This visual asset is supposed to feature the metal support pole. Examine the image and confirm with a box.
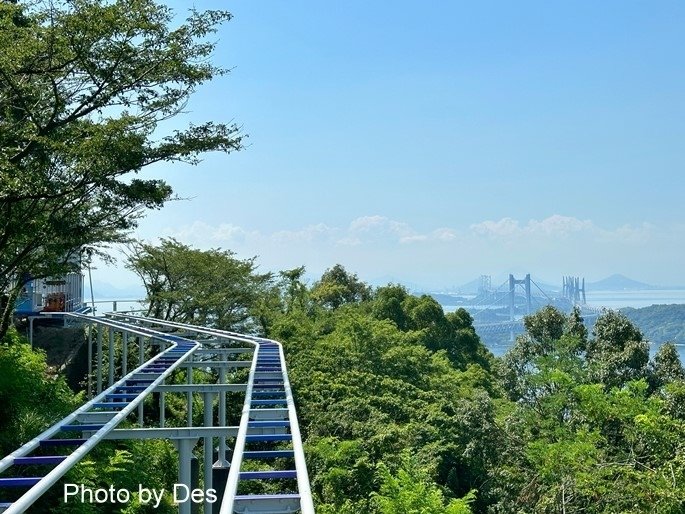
[203,392,213,514]
[191,457,200,514]
[217,367,228,467]
[29,317,34,347]
[212,468,229,514]
[87,323,93,399]
[96,327,103,394]
[176,438,196,514]
[160,379,166,428]
[108,326,114,387]
[122,332,128,375]
[187,362,193,427]
[138,336,144,426]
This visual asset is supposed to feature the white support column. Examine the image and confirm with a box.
[108,326,114,387]
[217,366,228,467]
[175,438,198,514]
[96,327,103,394]
[202,392,213,514]
[187,360,193,427]
[122,332,128,375]
[160,379,166,428]
[87,323,93,399]
[138,336,144,425]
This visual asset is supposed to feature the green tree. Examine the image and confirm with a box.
[373,452,476,514]
[564,305,588,348]
[311,264,371,309]
[0,327,82,455]
[125,239,270,331]
[587,310,648,388]
[523,305,566,351]
[372,284,409,330]
[0,0,242,338]
[649,342,685,391]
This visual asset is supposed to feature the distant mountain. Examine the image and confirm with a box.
[456,277,483,294]
[367,275,429,292]
[428,292,472,305]
[587,274,653,291]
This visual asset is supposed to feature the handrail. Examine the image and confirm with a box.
[112,314,314,514]
[1,317,198,513]
[0,313,314,513]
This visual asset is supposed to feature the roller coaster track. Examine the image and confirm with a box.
[0,313,313,514]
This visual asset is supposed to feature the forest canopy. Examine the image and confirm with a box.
[0,0,241,338]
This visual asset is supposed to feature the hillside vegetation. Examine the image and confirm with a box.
[2,242,685,512]
[622,304,685,344]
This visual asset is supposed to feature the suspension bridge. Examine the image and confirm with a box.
[0,312,313,514]
[466,274,602,337]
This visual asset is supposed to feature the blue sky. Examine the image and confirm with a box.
[101,0,685,291]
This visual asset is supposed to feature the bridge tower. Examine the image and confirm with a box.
[478,275,492,298]
[508,274,532,321]
[562,276,586,305]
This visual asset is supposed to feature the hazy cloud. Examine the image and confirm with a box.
[470,215,648,244]
[136,214,683,288]
[163,215,664,251]
[272,223,337,244]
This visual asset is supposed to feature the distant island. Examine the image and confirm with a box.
[586,273,654,291]
[622,304,685,345]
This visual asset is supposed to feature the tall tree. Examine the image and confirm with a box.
[125,239,271,332]
[311,264,371,309]
[649,342,685,391]
[587,310,648,388]
[0,0,242,337]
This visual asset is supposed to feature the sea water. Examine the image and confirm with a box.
[442,290,685,361]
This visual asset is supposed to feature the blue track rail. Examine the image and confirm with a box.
[106,314,314,514]
[0,314,313,513]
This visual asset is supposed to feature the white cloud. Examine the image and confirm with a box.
[163,221,257,246]
[527,215,594,236]
[594,222,655,245]
[164,215,663,253]
[142,214,682,287]
[432,228,458,242]
[272,223,336,244]
[211,223,251,243]
[470,217,521,237]
[339,215,419,245]
[470,214,645,243]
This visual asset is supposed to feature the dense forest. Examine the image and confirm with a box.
[2,240,685,512]
[622,304,685,345]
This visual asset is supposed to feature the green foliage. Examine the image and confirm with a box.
[493,306,685,513]
[126,238,271,332]
[44,440,178,514]
[622,304,685,345]
[311,264,372,309]
[372,284,410,330]
[0,327,81,455]
[649,342,685,391]
[587,310,649,388]
[0,0,242,337]
[373,452,476,514]
[287,303,498,511]
[523,305,566,344]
